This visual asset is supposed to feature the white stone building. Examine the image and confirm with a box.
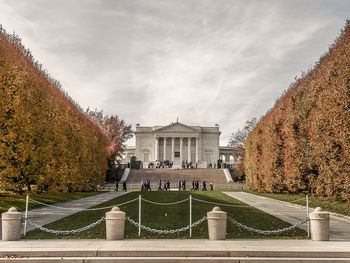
[123,122,238,168]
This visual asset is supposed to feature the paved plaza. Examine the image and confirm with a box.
[224,191,350,240]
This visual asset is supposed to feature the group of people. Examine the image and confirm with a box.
[191,180,214,191]
[207,162,217,168]
[115,181,127,191]
[158,179,171,191]
[178,180,186,191]
[149,160,174,168]
[181,160,198,169]
[140,179,152,191]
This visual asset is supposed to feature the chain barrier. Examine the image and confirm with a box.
[141,197,189,206]
[25,217,105,235]
[228,215,309,235]
[192,197,250,208]
[29,197,139,211]
[126,216,207,235]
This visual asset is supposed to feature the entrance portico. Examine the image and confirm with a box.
[134,122,220,168]
[155,136,199,164]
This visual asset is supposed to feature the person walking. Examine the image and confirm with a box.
[202,181,207,191]
[167,180,170,191]
[158,179,162,191]
[122,181,127,191]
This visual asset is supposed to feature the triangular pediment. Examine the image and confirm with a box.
[154,122,200,133]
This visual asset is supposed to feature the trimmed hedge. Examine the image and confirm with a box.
[0,28,108,193]
[245,21,350,201]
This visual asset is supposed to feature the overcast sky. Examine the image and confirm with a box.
[0,0,349,145]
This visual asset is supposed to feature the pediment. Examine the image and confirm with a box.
[154,122,200,133]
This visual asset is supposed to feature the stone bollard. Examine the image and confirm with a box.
[2,207,23,241]
[309,207,330,241]
[207,206,227,240]
[105,206,126,240]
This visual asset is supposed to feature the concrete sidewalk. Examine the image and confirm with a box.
[1,191,129,235]
[0,239,349,260]
[224,191,350,240]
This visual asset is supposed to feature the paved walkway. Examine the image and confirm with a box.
[224,191,350,240]
[1,191,129,236]
[0,239,349,259]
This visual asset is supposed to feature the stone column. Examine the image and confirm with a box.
[207,206,227,240]
[171,137,175,162]
[163,137,167,161]
[195,138,199,162]
[310,207,330,241]
[2,207,23,241]
[188,137,191,162]
[105,207,126,240]
[180,137,183,163]
[155,137,159,161]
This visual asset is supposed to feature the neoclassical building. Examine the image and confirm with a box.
[124,122,237,168]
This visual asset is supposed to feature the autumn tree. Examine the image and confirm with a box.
[244,20,350,200]
[86,109,133,181]
[0,26,108,193]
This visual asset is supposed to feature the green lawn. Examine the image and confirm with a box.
[245,190,350,217]
[0,191,104,214]
[24,190,307,239]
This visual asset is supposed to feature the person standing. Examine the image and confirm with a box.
[210,182,213,191]
[122,181,127,191]
[115,181,118,191]
[167,180,170,191]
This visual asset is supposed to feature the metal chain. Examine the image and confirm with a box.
[126,216,207,234]
[29,197,139,211]
[141,197,189,206]
[26,217,105,234]
[228,216,309,234]
[192,197,250,207]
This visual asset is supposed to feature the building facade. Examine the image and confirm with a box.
[123,122,238,168]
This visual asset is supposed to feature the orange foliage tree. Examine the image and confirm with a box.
[245,21,350,201]
[0,26,110,193]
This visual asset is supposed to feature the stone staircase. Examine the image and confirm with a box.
[127,168,231,185]
[1,240,349,262]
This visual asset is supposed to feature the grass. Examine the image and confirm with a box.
[245,190,350,217]
[24,190,307,240]
[0,191,104,214]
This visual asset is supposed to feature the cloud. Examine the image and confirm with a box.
[0,0,349,145]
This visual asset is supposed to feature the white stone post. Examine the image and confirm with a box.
[105,207,126,240]
[2,207,23,241]
[180,137,183,164]
[195,138,199,162]
[155,137,159,161]
[163,137,167,161]
[171,137,175,162]
[309,207,330,241]
[188,137,191,162]
[207,206,227,240]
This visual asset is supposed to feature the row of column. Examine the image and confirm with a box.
[155,137,199,162]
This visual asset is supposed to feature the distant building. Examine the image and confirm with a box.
[123,121,238,168]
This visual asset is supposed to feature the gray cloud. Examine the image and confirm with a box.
[0,0,349,145]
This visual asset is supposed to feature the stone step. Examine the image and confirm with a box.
[1,240,350,262]
[1,257,350,263]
